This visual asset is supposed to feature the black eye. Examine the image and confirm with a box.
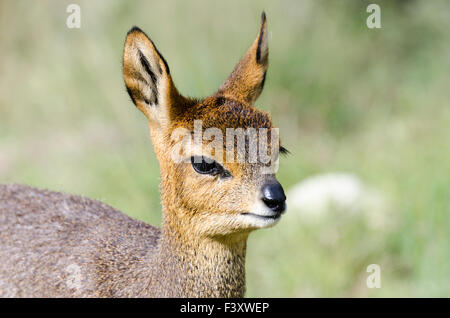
[191,156,226,176]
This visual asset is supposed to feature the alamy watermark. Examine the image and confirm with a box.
[366,4,381,29]
[170,120,281,174]
[366,264,381,288]
[66,263,83,291]
[66,4,81,29]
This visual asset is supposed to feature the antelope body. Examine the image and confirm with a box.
[0,13,286,297]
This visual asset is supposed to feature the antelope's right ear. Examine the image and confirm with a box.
[216,12,269,106]
[123,27,183,126]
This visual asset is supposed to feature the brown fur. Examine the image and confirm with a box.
[0,12,283,297]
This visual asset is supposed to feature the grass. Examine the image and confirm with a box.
[0,0,449,297]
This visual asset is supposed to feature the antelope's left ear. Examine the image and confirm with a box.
[123,26,185,127]
[217,12,269,105]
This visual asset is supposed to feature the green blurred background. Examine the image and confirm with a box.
[0,0,449,297]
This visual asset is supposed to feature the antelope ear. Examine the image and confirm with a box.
[123,27,184,127]
[216,12,269,105]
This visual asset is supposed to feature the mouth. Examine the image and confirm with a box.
[240,212,281,220]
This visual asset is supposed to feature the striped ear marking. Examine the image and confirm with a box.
[256,11,268,65]
[123,26,170,113]
[216,12,269,106]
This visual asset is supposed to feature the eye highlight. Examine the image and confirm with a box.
[191,156,230,177]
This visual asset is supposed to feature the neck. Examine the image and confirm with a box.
[148,213,248,297]
[145,164,249,297]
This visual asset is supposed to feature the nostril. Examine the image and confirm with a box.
[263,198,286,213]
[262,197,279,209]
[262,198,286,214]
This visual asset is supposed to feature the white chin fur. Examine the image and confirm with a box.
[238,200,282,229]
[237,213,281,229]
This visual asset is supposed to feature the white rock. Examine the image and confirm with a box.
[286,172,390,229]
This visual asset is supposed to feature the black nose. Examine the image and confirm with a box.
[261,181,286,214]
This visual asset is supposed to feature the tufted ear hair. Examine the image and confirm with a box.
[216,12,269,106]
[123,27,187,128]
